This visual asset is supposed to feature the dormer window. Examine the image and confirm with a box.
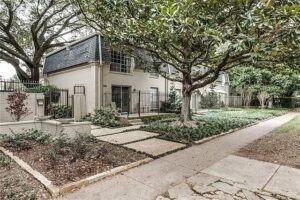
[110,50,131,73]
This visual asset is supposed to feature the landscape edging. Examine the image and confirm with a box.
[0,146,152,197]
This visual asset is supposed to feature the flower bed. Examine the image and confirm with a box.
[141,109,287,144]
[0,130,147,186]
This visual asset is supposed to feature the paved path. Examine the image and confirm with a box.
[59,112,298,200]
[160,155,300,200]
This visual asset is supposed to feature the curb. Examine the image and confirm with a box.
[0,146,152,197]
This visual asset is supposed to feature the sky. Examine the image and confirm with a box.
[0,62,16,79]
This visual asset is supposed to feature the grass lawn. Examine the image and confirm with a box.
[236,116,300,168]
[141,108,287,144]
[0,152,50,200]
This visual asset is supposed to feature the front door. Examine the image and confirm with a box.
[150,87,159,111]
[112,86,130,113]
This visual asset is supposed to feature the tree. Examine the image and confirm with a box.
[75,0,300,122]
[230,66,300,108]
[0,0,84,82]
[168,84,181,111]
[230,66,261,107]
[6,91,30,121]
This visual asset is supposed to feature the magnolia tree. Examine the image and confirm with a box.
[230,66,300,108]
[75,0,299,122]
[0,0,84,82]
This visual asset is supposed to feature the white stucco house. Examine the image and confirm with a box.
[43,34,229,114]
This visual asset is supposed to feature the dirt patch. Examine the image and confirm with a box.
[1,134,147,186]
[0,152,50,200]
[236,116,300,169]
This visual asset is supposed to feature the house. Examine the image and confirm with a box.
[43,34,229,114]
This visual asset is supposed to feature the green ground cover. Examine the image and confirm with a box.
[141,108,287,144]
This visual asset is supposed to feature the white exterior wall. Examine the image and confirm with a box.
[45,62,230,114]
[101,65,167,94]
[45,63,98,113]
[101,64,168,113]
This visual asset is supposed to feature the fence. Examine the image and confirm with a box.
[0,80,75,118]
[104,91,168,116]
[0,80,40,92]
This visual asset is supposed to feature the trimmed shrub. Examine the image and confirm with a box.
[91,106,119,127]
[49,105,72,119]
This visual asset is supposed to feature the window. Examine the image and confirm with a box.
[110,50,131,73]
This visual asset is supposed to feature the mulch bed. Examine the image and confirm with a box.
[1,139,147,186]
[236,131,300,169]
[0,152,50,200]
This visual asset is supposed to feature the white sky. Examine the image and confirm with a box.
[0,61,16,79]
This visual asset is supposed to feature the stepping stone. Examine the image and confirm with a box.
[98,130,158,144]
[92,125,142,137]
[124,138,185,156]
[264,166,300,200]
[202,155,279,189]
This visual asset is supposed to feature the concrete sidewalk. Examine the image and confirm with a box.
[59,113,298,200]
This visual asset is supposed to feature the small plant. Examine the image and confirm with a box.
[49,105,72,119]
[161,85,182,113]
[0,154,11,169]
[6,91,31,121]
[91,106,119,127]
[71,134,96,161]
[0,129,51,151]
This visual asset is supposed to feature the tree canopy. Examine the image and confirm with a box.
[0,0,84,81]
[230,66,300,107]
[76,0,299,122]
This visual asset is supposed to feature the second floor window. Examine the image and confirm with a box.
[110,50,131,73]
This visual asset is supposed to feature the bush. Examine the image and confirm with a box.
[161,85,181,113]
[200,91,219,108]
[47,134,97,166]
[91,106,119,127]
[49,105,72,119]
[0,129,51,150]
[26,85,61,103]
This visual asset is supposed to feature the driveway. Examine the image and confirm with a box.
[59,112,298,200]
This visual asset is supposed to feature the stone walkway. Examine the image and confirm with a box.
[160,155,300,199]
[91,125,142,136]
[94,127,186,157]
[59,112,298,200]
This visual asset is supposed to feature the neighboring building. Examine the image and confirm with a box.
[43,34,229,114]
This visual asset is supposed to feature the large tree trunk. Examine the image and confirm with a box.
[180,88,192,123]
[180,73,193,123]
